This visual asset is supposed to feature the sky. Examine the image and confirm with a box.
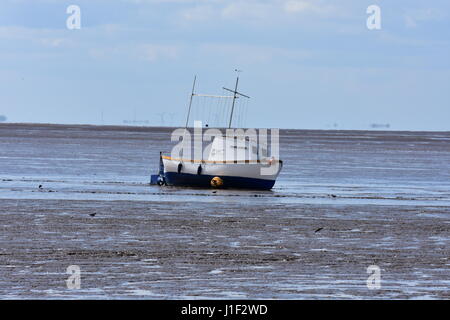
[0,0,449,130]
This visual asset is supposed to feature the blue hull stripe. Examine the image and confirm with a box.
[164,172,275,190]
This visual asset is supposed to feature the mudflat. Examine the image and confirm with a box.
[0,123,449,298]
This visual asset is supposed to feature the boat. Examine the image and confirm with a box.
[150,75,283,190]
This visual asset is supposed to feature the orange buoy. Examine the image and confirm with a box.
[210,176,223,188]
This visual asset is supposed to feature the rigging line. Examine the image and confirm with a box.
[238,98,242,128]
[212,98,216,126]
[247,98,250,127]
[235,97,241,128]
[194,94,199,127]
[243,99,246,128]
[220,89,225,128]
[214,94,221,127]
[208,96,213,126]
[201,95,205,124]
[194,94,234,98]
[204,96,208,126]
[204,96,208,125]
[239,98,243,128]
[200,96,204,125]
[184,94,190,127]
[236,98,241,128]
[242,97,247,128]
[223,88,228,128]
[246,98,249,127]
[227,89,233,127]
[205,96,209,126]
[203,96,208,126]
[200,95,204,125]
[220,94,225,127]
[198,94,203,124]
[223,94,227,127]
[224,95,229,128]
[242,99,246,128]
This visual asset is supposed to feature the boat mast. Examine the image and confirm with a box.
[228,76,239,129]
[184,75,197,128]
[223,71,250,128]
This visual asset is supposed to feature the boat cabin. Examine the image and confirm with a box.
[207,135,268,162]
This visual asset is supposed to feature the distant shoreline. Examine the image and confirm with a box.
[0,122,449,133]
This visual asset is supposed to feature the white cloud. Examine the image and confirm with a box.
[0,26,75,48]
[176,0,340,23]
[121,0,219,3]
[221,1,275,20]
[404,7,447,28]
[181,5,215,21]
[139,44,180,61]
[37,38,73,48]
[0,25,181,63]
[377,32,448,47]
[284,0,314,13]
[283,0,338,16]
[200,42,311,64]
[87,43,181,62]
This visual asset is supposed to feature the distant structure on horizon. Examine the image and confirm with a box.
[0,115,7,122]
[123,108,150,126]
[157,112,176,126]
[370,123,390,129]
[123,120,150,125]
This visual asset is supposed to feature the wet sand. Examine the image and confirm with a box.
[0,123,449,299]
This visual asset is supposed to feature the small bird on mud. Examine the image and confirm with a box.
[314,227,324,233]
[38,184,43,189]
[89,212,97,217]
